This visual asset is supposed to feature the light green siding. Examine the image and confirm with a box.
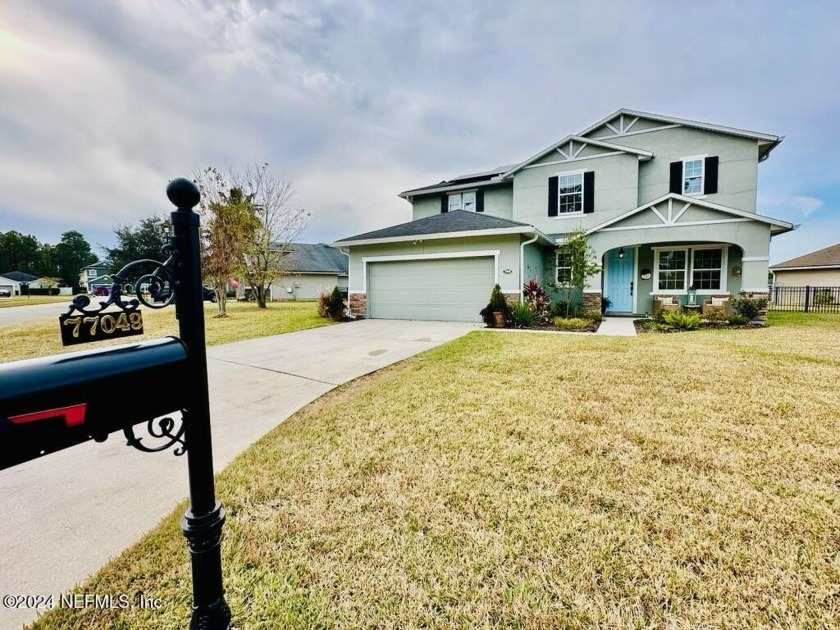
[523,242,545,285]
[511,152,640,234]
[346,234,524,294]
[411,185,513,220]
[608,126,760,212]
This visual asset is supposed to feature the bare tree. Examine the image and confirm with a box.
[234,164,311,309]
[195,164,311,311]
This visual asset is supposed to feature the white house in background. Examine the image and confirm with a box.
[333,108,796,322]
[0,271,40,296]
[238,243,348,300]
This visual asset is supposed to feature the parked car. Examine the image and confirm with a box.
[0,289,11,298]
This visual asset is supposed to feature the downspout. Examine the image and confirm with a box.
[338,247,355,318]
[520,232,539,303]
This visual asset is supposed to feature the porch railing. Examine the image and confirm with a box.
[767,285,840,313]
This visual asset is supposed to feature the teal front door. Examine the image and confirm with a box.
[606,248,634,313]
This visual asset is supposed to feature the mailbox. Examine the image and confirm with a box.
[0,337,189,470]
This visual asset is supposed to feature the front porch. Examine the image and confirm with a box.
[596,242,746,316]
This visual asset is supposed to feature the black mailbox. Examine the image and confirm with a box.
[0,337,189,470]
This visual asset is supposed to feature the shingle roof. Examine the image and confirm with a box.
[279,243,348,274]
[334,211,532,244]
[399,164,515,197]
[771,243,840,269]
[0,271,39,282]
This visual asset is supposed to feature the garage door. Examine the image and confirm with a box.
[368,257,495,322]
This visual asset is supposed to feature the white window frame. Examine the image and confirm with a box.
[554,170,584,216]
[555,250,573,284]
[681,155,706,197]
[652,245,728,295]
[87,269,97,277]
[448,190,477,212]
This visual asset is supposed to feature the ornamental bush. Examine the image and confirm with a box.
[731,293,768,320]
[318,286,345,320]
[479,284,510,326]
[662,310,701,330]
[509,302,537,328]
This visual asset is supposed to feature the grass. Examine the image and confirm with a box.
[0,295,69,308]
[0,300,334,362]
[26,312,840,629]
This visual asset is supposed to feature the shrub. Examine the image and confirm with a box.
[662,310,700,330]
[600,296,612,314]
[552,317,593,331]
[522,280,550,319]
[509,302,537,328]
[584,310,603,323]
[703,309,728,323]
[731,293,768,320]
[813,289,835,306]
[479,284,510,327]
[727,313,751,325]
[318,287,345,319]
[551,299,584,319]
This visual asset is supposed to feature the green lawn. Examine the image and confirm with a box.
[27,312,840,629]
[0,300,334,362]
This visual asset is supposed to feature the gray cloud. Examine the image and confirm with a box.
[1,0,838,262]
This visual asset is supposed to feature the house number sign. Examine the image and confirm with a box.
[59,310,144,346]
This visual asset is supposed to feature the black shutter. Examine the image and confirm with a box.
[704,156,719,194]
[548,176,558,217]
[583,171,595,214]
[440,194,448,213]
[475,190,484,212]
[669,161,682,194]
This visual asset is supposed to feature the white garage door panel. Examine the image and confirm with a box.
[368,257,495,322]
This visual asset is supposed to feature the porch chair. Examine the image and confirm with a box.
[651,295,681,318]
[702,294,732,318]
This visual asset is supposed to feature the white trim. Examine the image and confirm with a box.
[597,218,753,233]
[634,246,639,314]
[334,225,535,247]
[582,290,601,294]
[741,287,770,293]
[652,244,728,294]
[672,201,692,223]
[522,152,624,169]
[398,177,504,198]
[520,233,539,302]
[554,169,585,217]
[579,108,781,143]
[681,155,707,196]
[605,121,620,134]
[588,124,682,140]
[650,206,667,224]
[360,250,500,293]
[771,264,840,271]
[742,256,770,262]
[623,116,639,134]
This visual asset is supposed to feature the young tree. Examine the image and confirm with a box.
[195,168,259,317]
[547,228,600,318]
[197,164,311,309]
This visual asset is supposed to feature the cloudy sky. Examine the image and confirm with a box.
[1,0,838,263]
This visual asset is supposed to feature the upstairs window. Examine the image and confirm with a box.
[682,158,704,195]
[448,191,476,212]
[557,173,583,214]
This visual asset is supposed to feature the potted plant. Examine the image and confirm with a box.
[479,284,510,328]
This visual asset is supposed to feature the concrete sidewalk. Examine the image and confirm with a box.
[596,316,638,336]
[0,319,477,629]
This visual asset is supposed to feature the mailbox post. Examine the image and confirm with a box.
[168,179,231,629]
[0,178,231,629]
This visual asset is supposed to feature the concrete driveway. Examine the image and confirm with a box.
[0,319,477,629]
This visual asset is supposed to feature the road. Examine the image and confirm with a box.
[0,319,478,629]
[0,302,70,326]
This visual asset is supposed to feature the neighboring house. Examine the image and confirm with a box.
[770,243,840,286]
[333,108,796,322]
[272,243,348,299]
[79,262,112,292]
[0,271,40,295]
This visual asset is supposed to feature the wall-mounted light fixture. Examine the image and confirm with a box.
[502,269,513,274]
[617,247,625,259]
[732,266,742,277]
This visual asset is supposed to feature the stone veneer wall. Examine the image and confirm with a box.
[582,292,602,313]
[349,293,367,317]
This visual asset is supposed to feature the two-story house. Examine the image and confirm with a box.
[79,262,112,293]
[333,109,795,322]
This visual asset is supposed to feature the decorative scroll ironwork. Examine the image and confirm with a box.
[124,414,187,456]
[64,240,180,318]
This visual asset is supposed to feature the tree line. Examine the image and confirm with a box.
[2,164,307,306]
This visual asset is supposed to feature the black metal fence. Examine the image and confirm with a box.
[767,285,840,313]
